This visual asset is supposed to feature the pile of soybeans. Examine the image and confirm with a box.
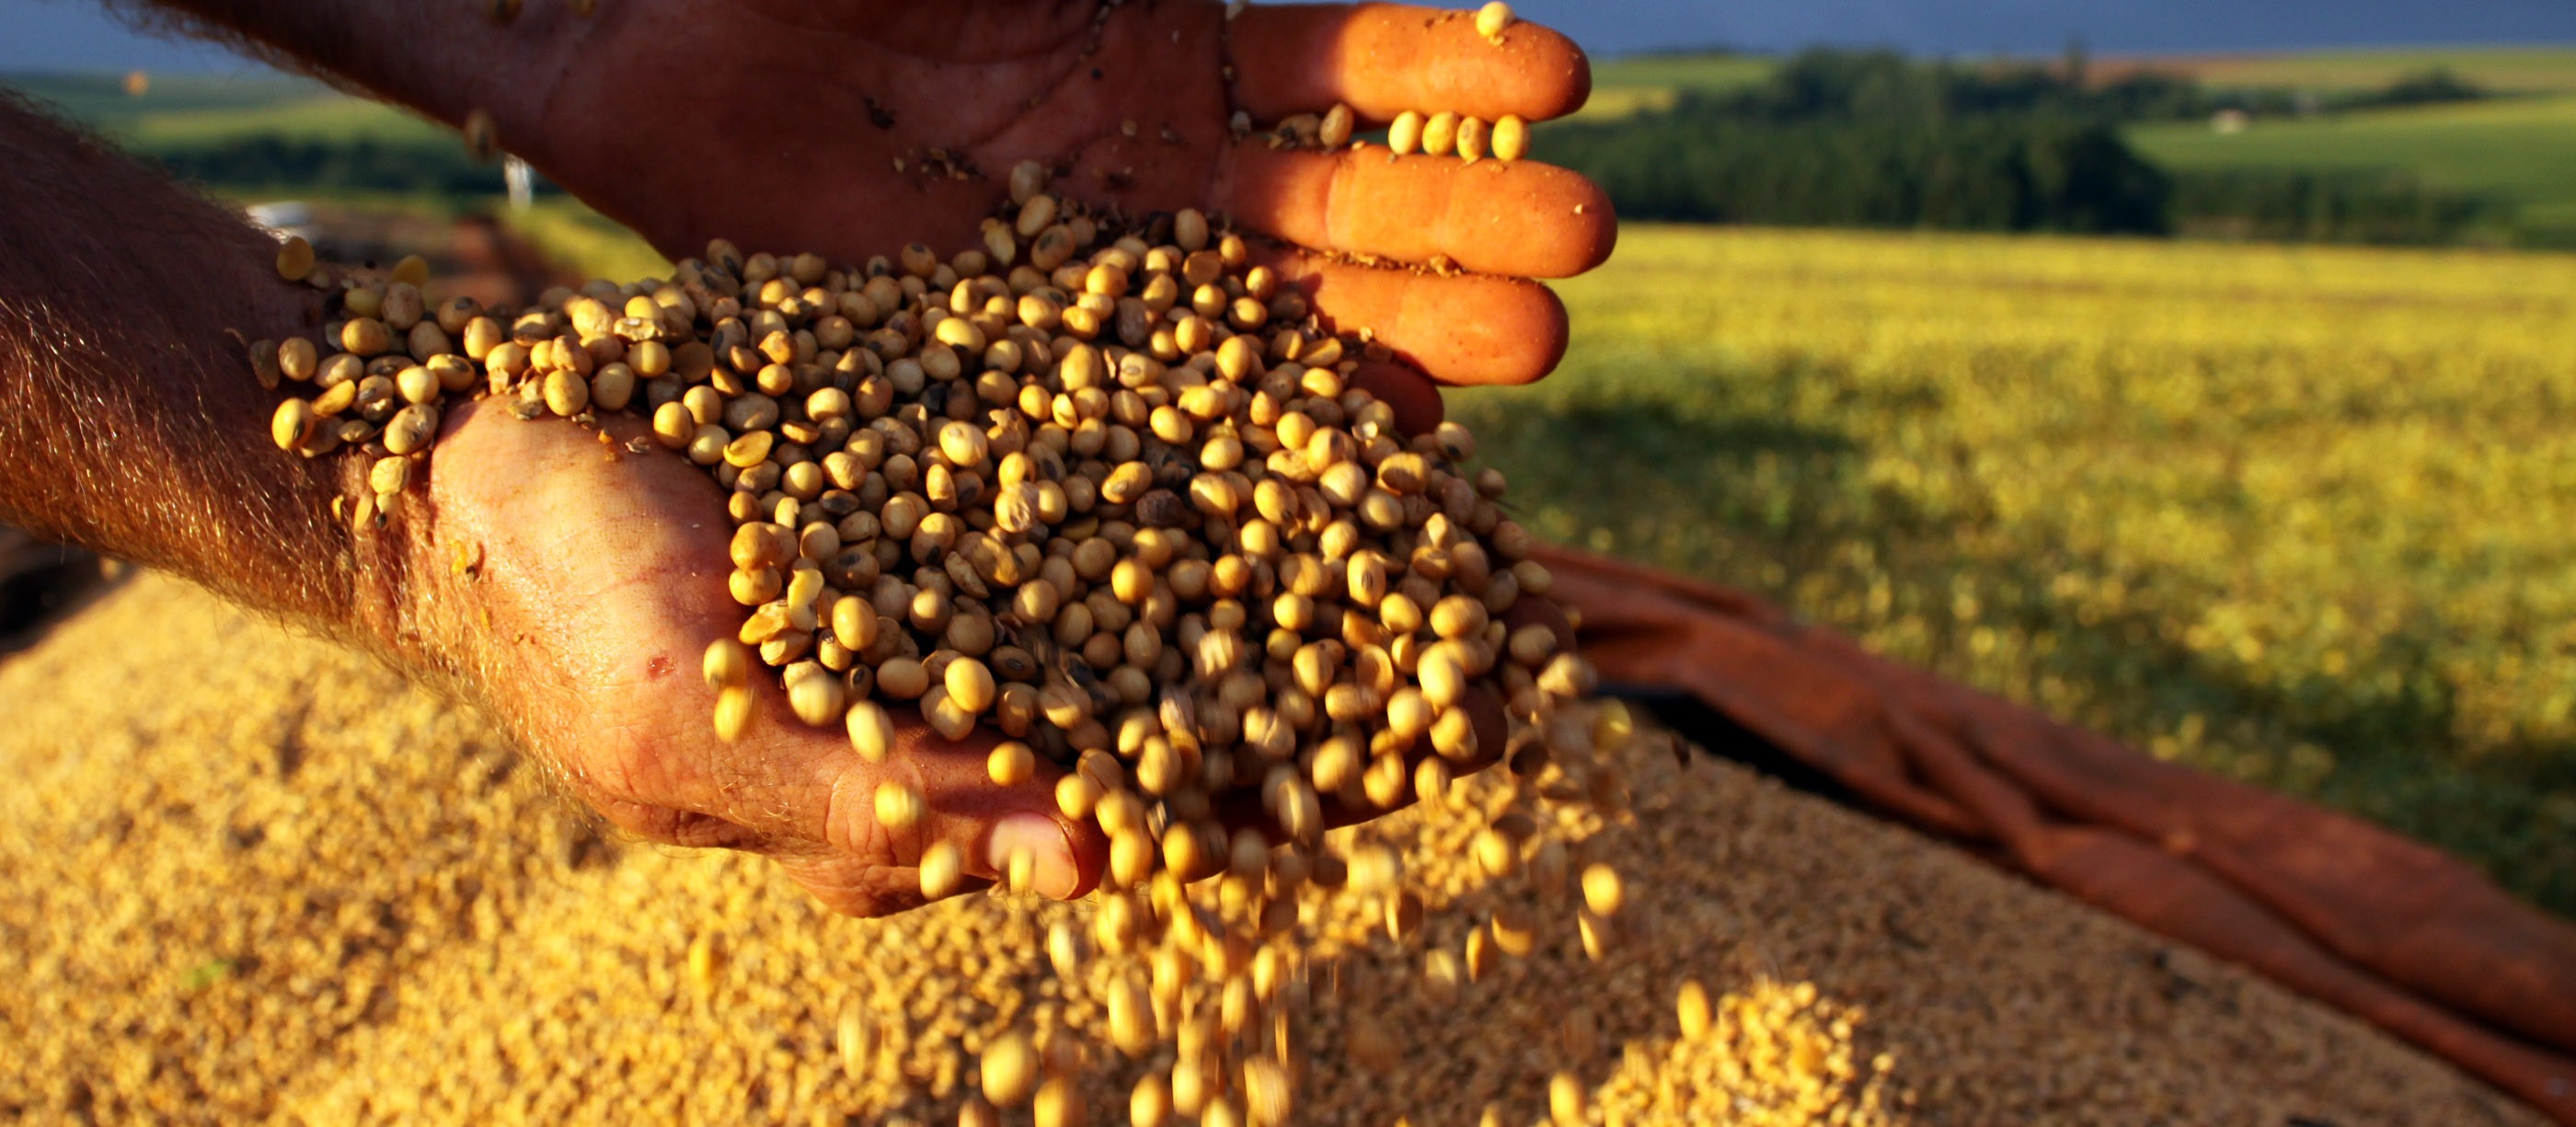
[0,575,2534,1125]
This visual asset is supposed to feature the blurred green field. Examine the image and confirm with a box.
[1455,225,2576,915]
[2120,45,2576,93]
[6,70,434,144]
[9,68,670,277]
[2130,93,2576,239]
[1579,52,1774,119]
[1578,43,2576,121]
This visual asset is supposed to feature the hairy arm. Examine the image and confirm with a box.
[0,95,403,644]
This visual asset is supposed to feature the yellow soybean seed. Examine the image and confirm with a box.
[1047,919,1084,978]
[945,656,997,713]
[1492,113,1529,161]
[275,236,315,282]
[988,741,1036,786]
[980,1030,1037,1106]
[591,363,636,412]
[1130,1071,1173,1127]
[845,700,895,763]
[1456,116,1489,161]
[1581,863,1626,916]
[711,685,754,742]
[1417,644,1467,707]
[341,317,393,357]
[684,932,720,988]
[277,337,318,382]
[703,638,752,689]
[1676,979,1713,1039]
[1388,110,1424,156]
[1476,1,1513,39]
[878,658,930,699]
[543,368,589,417]
[787,672,845,728]
[270,398,316,451]
[395,363,439,405]
[919,840,966,900]
[1547,1071,1583,1127]
[1319,103,1355,149]
[874,781,926,833]
[1056,772,1102,820]
[1033,1075,1086,1127]
[1490,901,1535,956]
[368,455,411,497]
[1423,111,1459,156]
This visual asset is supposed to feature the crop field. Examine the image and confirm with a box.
[1453,225,2576,915]
[2130,93,2576,239]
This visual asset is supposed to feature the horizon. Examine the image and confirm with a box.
[3,0,2574,75]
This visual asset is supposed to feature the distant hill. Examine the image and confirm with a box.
[2105,46,2576,92]
[1514,0,2576,59]
[5,0,2576,73]
[1583,45,2576,119]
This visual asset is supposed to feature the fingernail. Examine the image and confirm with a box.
[987,813,1079,900]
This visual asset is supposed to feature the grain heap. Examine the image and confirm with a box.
[0,576,2537,1126]
[247,163,1647,1123]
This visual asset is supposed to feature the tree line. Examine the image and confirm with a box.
[1543,50,2501,245]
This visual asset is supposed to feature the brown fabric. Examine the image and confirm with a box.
[1536,545,2576,1124]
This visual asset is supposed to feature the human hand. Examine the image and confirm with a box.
[387,397,1564,920]
[397,398,1106,917]
[507,0,1612,394]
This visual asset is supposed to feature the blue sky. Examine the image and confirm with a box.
[3,0,2573,73]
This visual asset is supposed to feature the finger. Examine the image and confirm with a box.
[1219,144,1616,279]
[1231,3,1593,122]
[816,721,1109,904]
[1259,246,1568,385]
[1350,360,1445,434]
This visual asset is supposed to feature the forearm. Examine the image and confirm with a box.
[0,95,402,644]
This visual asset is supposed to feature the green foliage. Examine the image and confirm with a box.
[1546,51,2174,236]
[144,134,547,198]
[2168,167,2501,244]
[1472,225,2576,916]
[2360,66,2488,109]
[1551,49,2525,244]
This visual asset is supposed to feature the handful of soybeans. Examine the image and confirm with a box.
[248,161,1643,1125]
